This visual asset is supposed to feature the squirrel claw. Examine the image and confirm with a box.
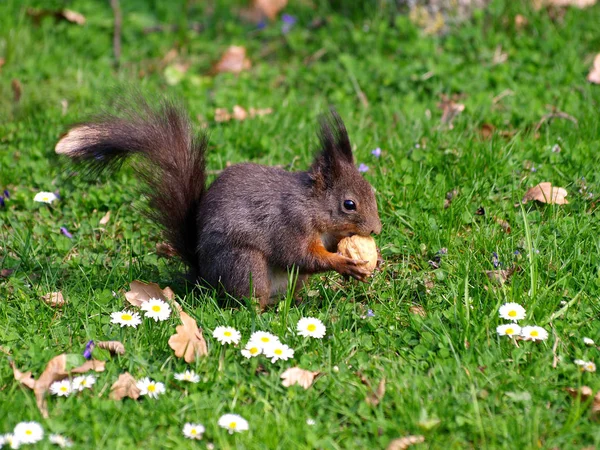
[337,257,370,282]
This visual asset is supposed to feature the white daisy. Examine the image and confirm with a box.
[13,422,43,444]
[182,423,205,440]
[263,341,294,363]
[306,418,316,426]
[2,433,19,449]
[217,414,249,434]
[575,360,596,372]
[249,331,280,348]
[521,325,548,341]
[496,324,522,337]
[174,370,200,383]
[136,377,166,399]
[110,310,142,328]
[584,337,595,346]
[241,340,262,358]
[72,375,96,391]
[49,434,73,448]
[498,303,526,322]
[213,326,241,345]
[140,298,171,322]
[33,191,58,204]
[49,379,72,397]
[297,317,326,338]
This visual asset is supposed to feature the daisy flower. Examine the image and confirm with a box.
[217,414,249,434]
[249,331,280,348]
[498,303,526,322]
[297,317,326,339]
[140,298,171,322]
[49,379,72,397]
[174,370,200,383]
[521,325,548,341]
[263,342,294,363]
[575,360,596,372]
[306,418,316,426]
[496,324,522,337]
[241,340,262,358]
[182,423,205,440]
[13,422,43,444]
[2,434,19,449]
[34,191,58,204]
[136,377,166,399]
[49,434,73,448]
[213,326,241,345]
[584,337,595,346]
[72,375,96,391]
[110,310,142,328]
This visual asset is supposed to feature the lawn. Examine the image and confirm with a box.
[2,0,600,448]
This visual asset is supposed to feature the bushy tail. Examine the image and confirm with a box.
[56,99,206,273]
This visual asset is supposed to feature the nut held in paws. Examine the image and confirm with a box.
[337,235,378,274]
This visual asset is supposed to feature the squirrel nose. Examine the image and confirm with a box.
[371,219,382,235]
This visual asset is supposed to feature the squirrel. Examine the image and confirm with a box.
[55,99,382,309]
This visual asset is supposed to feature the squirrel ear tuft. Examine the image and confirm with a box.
[318,108,354,165]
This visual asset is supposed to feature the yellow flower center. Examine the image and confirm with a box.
[505,328,514,335]
[530,330,539,337]
[274,349,282,355]
[307,324,317,332]
[229,422,237,429]
[190,428,197,435]
[148,384,156,392]
[152,305,161,312]
[60,386,68,391]
[261,337,269,342]
[26,430,32,435]
[508,310,517,317]
[224,331,231,337]
[42,196,49,202]
[250,347,259,354]
[122,314,132,321]
[81,380,87,386]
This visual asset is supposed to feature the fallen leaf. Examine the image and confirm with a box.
[99,211,111,225]
[514,14,528,29]
[215,108,231,122]
[212,46,251,75]
[485,267,515,286]
[437,95,465,129]
[42,291,65,307]
[1,268,14,278]
[168,311,208,363]
[480,123,495,140]
[542,0,597,7]
[387,435,425,450]
[358,372,386,406]
[156,242,178,257]
[62,9,86,25]
[280,367,320,389]
[249,107,273,117]
[232,105,248,121]
[110,372,140,400]
[11,79,22,102]
[97,340,125,355]
[10,361,36,389]
[409,305,427,317]
[254,0,287,20]
[124,280,174,307]
[587,54,600,84]
[522,182,569,205]
[494,216,511,233]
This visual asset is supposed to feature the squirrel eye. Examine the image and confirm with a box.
[343,200,356,211]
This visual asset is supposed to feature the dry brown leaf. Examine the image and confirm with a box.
[409,305,427,317]
[62,9,86,25]
[359,372,386,406]
[99,211,111,225]
[479,123,495,140]
[168,311,208,363]
[280,367,320,389]
[110,372,140,400]
[215,108,231,122]
[249,107,273,117]
[494,216,511,233]
[124,280,174,307]
[97,340,125,355]
[232,105,248,121]
[42,291,65,307]
[12,79,22,102]
[485,267,515,286]
[514,14,528,29]
[10,361,36,389]
[254,0,287,20]
[212,46,251,75]
[522,182,569,205]
[387,435,425,450]
[543,0,597,7]
[587,54,600,84]
[437,95,465,128]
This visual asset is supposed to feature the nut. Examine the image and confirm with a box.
[337,235,378,274]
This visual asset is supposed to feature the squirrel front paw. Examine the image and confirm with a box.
[335,256,371,282]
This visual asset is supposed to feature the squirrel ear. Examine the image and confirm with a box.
[318,108,354,165]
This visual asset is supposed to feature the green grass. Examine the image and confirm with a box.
[2,0,600,448]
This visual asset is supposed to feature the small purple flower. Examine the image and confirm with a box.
[3,190,9,199]
[514,250,520,255]
[358,163,369,173]
[257,20,267,30]
[371,148,382,158]
[366,309,375,318]
[0,197,4,208]
[492,252,500,268]
[281,14,296,34]
[83,340,95,359]
[60,227,73,239]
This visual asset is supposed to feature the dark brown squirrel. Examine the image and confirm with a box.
[55,99,382,308]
